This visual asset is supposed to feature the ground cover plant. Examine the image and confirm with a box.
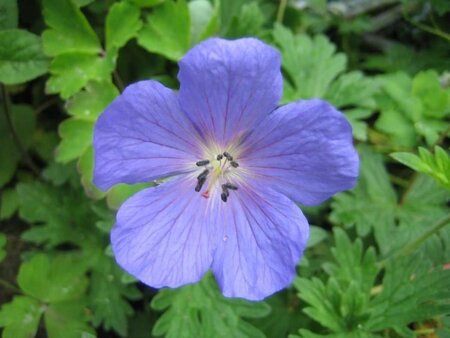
[0,0,449,337]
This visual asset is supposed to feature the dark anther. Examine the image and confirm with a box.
[196,160,210,166]
[223,183,238,190]
[221,192,228,202]
[223,151,233,161]
[195,177,206,192]
[216,154,223,160]
[230,161,239,168]
[197,169,209,180]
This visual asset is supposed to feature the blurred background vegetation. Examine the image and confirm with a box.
[0,0,449,337]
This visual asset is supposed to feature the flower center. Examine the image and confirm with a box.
[194,151,240,202]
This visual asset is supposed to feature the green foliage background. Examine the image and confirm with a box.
[0,0,449,337]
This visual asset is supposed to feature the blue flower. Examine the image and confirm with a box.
[93,38,359,301]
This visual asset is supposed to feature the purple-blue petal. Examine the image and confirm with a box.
[111,175,221,288]
[212,183,309,301]
[93,80,202,191]
[178,38,282,146]
[240,99,359,206]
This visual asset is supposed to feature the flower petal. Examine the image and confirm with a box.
[94,80,202,191]
[178,38,282,145]
[240,99,359,205]
[111,175,221,288]
[212,183,309,301]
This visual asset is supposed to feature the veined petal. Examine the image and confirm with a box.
[240,99,359,206]
[111,176,221,288]
[212,183,309,301]
[178,38,282,146]
[94,80,202,191]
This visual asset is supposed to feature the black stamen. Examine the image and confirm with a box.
[216,154,223,160]
[230,161,239,168]
[195,177,206,192]
[197,169,209,180]
[223,151,233,161]
[223,183,238,190]
[196,160,210,166]
[221,192,228,202]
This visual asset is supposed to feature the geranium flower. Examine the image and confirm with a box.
[93,38,358,300]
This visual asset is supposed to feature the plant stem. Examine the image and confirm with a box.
[276,0,288,23]
[1,84,41,177]
[399,213,450,257]
[0,278,21,294]
[113,70,125,93]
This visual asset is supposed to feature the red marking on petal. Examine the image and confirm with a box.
[201,191,210,198]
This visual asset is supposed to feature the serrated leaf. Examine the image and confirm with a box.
[273,24,346,101]
[0,0,18,29]
[0,188,18,219]
[0,29,49,84]
[44,300,95,338]
[66,81,118,120]
[330,146,397,242]
[46,52,115,99]
[56,118,94,163]
[325,71,377,109]
[106,2,142,51]
[225,2,266,38]
[0,296,43,338]
[137,0,190,61]
[375,71,449,147]
[412,70,450,119]
[367,253,450,331]
[0,104,35,187]
[151,274,270,338]
[391,147,450,189]
[42,0,100,56]
[17,253,89,302]
[17,181,100,248]
[89,255,141,336]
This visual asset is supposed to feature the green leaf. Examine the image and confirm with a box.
[412,70,450,119]
[0,232,6,262]
[225,2,266,38]
[106,183,151,210]
[0,296,43,338]
[391,147,450,189]
[89,255,141,336]
[151,274,270,338]
[46,52,115,99]
[0,187,18,219]
[189,0,216,44]
[0,29,49,84]
[330,146,397,242]
[106,2,142,52]
[0,0,18,30]
[17,181,100,248]
[56,118,94,163]
[66,81,118,120]
[17,253,89,302]
[295,229,377,335]
[44,300,95,338]
[325,71,377,110]
[219,0,246,34]
[78,146,105,199]
[375,71,449,147]
[273,24,346,101]
[0,104,35,187]
[367,253,450,331]
[42,0,100,56]
[137,0,190,61]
